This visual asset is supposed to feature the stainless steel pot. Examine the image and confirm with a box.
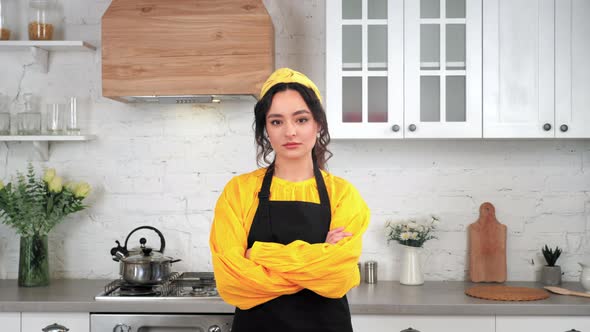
[110,226,181,285]
[120,241,181,285]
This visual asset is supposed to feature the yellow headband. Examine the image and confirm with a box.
[260,67,322,103]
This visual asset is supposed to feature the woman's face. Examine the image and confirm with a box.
[266,89,320,164]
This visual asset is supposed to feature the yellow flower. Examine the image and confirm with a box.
[0,180,4,190]
[43,168,56,183]
[74,182,91,198]
[48,176,63,193]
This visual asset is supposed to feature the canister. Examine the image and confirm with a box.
[364,260,377,284]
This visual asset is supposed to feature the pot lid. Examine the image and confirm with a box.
[124,247,174,264]
[123,237,173,264]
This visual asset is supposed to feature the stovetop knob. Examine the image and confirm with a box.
[114,323,131,332]
[208,325,222,332]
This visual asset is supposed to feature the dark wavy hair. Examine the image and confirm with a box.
[254,82,332,170]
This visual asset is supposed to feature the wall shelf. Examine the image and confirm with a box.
[0,41,96,72]
[0,135,97,160]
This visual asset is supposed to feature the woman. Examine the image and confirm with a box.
[209,68,370,331]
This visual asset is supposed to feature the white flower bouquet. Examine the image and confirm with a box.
[386,215,439,248]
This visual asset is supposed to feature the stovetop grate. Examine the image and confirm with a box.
[96,272,219,300]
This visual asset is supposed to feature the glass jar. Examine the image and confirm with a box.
[0,0,13,40]
[18,93,41,135]
[28,0,56,40]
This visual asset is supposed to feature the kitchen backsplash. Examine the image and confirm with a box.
[0,0,589,282]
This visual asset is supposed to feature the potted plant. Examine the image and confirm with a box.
[0,164,91,287]
[386,215,439,285]
[540,245,562,285]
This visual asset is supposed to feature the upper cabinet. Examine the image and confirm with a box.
[405,0,482,138]
[326,0,404,139]
[555,0,590,138]
[483,0,555,138]
[326,0,482,139]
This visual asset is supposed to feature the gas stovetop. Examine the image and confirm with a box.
[95,272,220,301]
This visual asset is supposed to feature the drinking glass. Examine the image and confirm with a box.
[66,96,80,135]
[47,103,65,134]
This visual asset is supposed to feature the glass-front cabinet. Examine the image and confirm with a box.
[327,0,404,138]
[326,0,482,138]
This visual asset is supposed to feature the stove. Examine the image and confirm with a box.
[95,272,220,301]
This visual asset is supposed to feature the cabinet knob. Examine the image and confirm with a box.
[543,123,552,131]
[391,124,400,132]
[42,323,69,332]
[565,330,581,332]
[560,124,569,132]
[408,124,417,132]
[400,328,421,332]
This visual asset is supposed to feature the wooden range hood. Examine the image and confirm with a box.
[102,0,274,103]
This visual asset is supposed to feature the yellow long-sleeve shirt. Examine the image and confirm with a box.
[209,168,370,310]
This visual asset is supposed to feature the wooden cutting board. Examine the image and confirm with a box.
[468,202,507,282]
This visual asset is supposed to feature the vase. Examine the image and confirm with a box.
[540,265,561,286]
[18,233,49,287]
[399,244,424,285]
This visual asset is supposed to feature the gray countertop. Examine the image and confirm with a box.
[1,279,589,315]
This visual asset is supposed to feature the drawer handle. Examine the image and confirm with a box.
[408,124,417,132]
[41,323,69,332]
[400,328,421,332]
[565,329,580,332]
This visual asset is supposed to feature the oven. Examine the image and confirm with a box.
[90,313,233,332]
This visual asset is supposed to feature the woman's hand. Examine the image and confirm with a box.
[325,227,353,245]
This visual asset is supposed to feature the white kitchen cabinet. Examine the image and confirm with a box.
[21,312,89,332]
[0,312,21,331]
[326,0,482,139]
[352,315,494,332]
[404,0,482,138]
[483,0,555,138]
[326,0,404,139]
[555,0,590,138]
[496,316,590,332]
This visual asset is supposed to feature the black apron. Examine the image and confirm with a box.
[232,162,353,332]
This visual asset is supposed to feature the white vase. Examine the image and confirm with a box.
[399,245,424,285]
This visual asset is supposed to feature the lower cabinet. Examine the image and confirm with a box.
[351,315,495,332]
[21,312,89,332]
[496,316,590,332]
[0,312,20,330]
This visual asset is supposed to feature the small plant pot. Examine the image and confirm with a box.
[541,265,562,286]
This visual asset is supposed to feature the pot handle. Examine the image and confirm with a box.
[170,259,182,264]
[123,226,167,253]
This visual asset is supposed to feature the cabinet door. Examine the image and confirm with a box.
[555,0,590,138]
[496,316,590,332]
[21,312,89,332]
[405,0,482,138]
[351,315,494,332]
[326,0,404,138]
[0,312,20,331]
[483,0,555,138]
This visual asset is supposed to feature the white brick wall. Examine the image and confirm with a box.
[0,0,589,283]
